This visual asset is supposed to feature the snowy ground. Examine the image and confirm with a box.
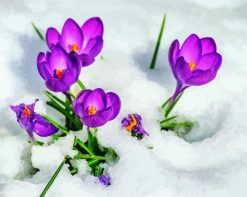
[1,0,247,196]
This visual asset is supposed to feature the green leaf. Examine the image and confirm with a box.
[165,91,183,118]
[160,115,177,125]
[74,137,95,156]
[40,159,65,197]
[105,148,118,162]
[149,14,166,69]
[44,91,67,107]
[31,22,44,41]
[161,97,171,109]
[77,79,86,90]
[160,121,193,130]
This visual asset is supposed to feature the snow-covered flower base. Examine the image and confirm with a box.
[1,0,247,196]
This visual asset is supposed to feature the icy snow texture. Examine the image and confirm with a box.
[1,0,247,196]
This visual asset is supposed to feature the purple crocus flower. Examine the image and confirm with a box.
[121,114,149,136]
[10,100,58,140]
[98,175,111,186]
[37,45,81,92]
[46,17,103,67]
[168,34,222,103]
[73,88,121,128]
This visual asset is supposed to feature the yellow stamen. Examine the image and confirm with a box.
[71,43,79,52]
[56,69,63,79]
[189,62,196,71]
[126,115,137,132]
[88,106,97,116]
[23,106,31,118]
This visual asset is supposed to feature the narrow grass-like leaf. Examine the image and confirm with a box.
[160,115,177,125]
[77,79,86,90]
[42,114,69,135]
[31,22,44,41]
[74,137,95,156]
[149,14,166,69]
[165,91,183,118]
[161,97,171,109]
[40,159,65,197]
[44,91,66,106]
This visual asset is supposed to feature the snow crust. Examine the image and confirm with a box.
[1,0,247,196]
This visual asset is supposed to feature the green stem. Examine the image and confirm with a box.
[42,114,69,135]
[77,79,86,90]
[74,138,95,156]
[149,14,166,69]
[40,159,65,197]
[44,91,66,106]
[74,154,106,160]
[67,90,76,99]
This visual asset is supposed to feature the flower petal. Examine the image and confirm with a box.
[186,69,215,86]
[83,88,107,113]
[37,52,52,80]
[61,68,80,88]
[81,17,103,47]
[197,53,222,71]
[33,114,58,137]
[49,45,72,71]
[168,39,180,67]
[106,92,121,121]
[175,57,192,84]
[201,37,216,55]
[82,36,103,58]
[46,27,60,50]
[45,78,69,92]
[179,34,201,64]
[74,90,92,117]
[60,18,83,53]
[81,108,111,128]
[80,54,95,67]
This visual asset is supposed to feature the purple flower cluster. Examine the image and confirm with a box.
[121,114,149,138]
[10,100,58,140]
[37,17,104,92]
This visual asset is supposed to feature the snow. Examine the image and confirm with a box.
[1,0,247,196]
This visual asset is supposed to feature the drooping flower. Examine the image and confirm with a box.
[121,114,149,138]
[46,17,103,67]
[73,88,121,128]
[10,100,58,140]
[168,34,222,103]
[98,175,111,186]
[37,45,81,92]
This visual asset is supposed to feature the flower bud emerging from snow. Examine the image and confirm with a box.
[98,175,111,186]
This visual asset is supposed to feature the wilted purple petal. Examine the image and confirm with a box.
[33,114,58,137]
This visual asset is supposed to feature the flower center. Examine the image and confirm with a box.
[88,106,97,116]
[71,43,79,52]
[126,115,137,132]
[56,68,63,79]
[188,62,196,71]
[23,106,31,118]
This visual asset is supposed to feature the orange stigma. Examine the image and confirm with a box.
[56,69,63,79]
[126,115,137,132]
[88,106,97,116]
[188,62,196,71]
[71,43,79,52]
[23,106,31,118]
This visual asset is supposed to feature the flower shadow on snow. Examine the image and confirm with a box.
[132,40,176,92]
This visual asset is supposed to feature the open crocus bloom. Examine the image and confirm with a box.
[46,17,103,67]
[121,114,149,136]
[37,45,81,92]
[73,88,121,128]
[10,100,58,140]
[168,34,222,103]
